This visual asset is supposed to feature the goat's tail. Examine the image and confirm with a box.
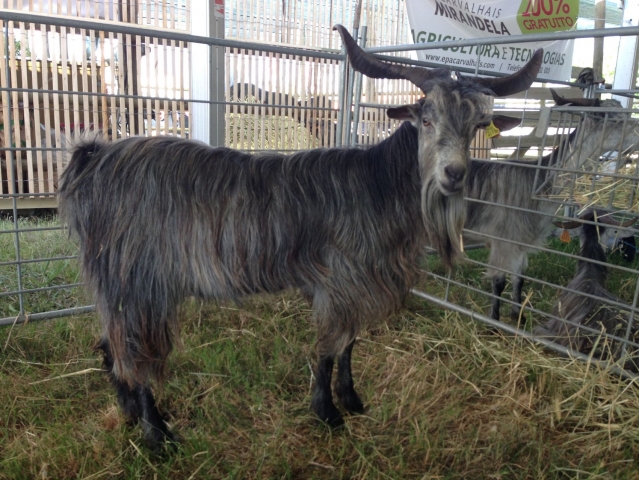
[58,132,108,233]
[61,132,107,181]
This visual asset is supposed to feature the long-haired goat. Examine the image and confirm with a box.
[57,25,542,449]
[464,90,639,321]
[534,210,639,372]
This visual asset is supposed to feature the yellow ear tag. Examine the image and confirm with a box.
[485,121,500,139]
[560,230,571,243]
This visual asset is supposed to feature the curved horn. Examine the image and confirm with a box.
[553,208,595,229]
[332,24,451,90]
[596,214,638,228]
[550,88,600,107]
[469,49,544,97]
[334,24,542,97]
[553,219,584,229]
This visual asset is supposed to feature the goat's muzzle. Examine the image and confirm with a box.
[440,164,467,195]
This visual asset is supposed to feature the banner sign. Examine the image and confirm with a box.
[406,0,579,81]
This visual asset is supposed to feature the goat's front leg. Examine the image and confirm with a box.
[510,275,526,323]
[489,274,506,320]
[335,340,364,414]
[311,354,344,428]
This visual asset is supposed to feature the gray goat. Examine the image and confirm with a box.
[534,210,639,372]
[465,91,639,321]
[57,25,541,449]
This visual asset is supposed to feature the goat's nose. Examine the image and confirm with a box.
[444,164,466,184]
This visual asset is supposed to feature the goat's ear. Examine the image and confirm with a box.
[487,115,522,132]
[387,104,421,123]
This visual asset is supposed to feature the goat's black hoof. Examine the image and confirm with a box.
[142,422,180,453]
[311,400,344,429]
[337,389,365,414]
[162,434,181,454]
[315,413,345,430]
[510,311,526,325]
[325,412,345,429]
[150,438,181,457]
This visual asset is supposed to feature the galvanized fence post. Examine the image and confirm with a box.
[343,27,358,147]
[4,21,25,323]
[350,26,367,147]
[335,44,347,147]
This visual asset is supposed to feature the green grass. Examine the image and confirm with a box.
[1,217,639,478]
[422,236,639,332]
[0,215,83,319]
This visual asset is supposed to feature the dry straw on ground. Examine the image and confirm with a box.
[1,292,639,479]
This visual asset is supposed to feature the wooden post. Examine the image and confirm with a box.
[119,0,140,136]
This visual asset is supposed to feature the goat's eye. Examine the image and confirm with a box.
[423,119,431,127]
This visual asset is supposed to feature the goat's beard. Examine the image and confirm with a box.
[421,177,466,269]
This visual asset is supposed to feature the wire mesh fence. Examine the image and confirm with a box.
[3,7,639,379]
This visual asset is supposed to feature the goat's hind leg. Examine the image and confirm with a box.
[311,353,344,428]
[136,383,178,449]
[97,338,141,424]
[335,339,364,414]
[97,338,177,450]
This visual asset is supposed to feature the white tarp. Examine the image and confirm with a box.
[405,0,580,81]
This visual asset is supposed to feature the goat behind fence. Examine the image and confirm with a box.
[535,210,639,372]
[465,90,639,321]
